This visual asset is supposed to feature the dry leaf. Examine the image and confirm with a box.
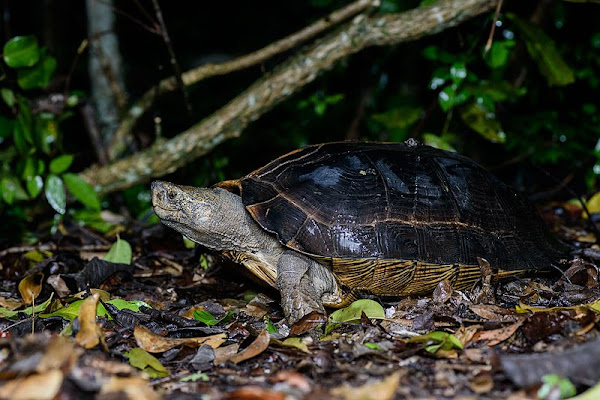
[37,335,80,372]
[230,329,270,364]
[75,292,105,349]
[271,370,312,393]
[470,371,494,394]
[330,371,403,400]
[433,279,453,304]
[453,325,479,347]
[134,325,226,353]
[0,297,23,311]
[473,320,523,346]
[99,377,161,400]
[0,370,63,400]
[46,275,71,298]
[225,386,285,400]
[214,343,240,365]
[470,304,518,321]
[18,272,44,304]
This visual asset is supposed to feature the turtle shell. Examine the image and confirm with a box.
[234,142,567,296]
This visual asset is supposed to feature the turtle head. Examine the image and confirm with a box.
[151,180,242,250]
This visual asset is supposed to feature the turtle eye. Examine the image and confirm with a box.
[167,191,177,200]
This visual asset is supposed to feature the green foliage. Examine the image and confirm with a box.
[1,35,101,240]
[104,237,133,265]
[298,90,344,116]
[537,375,577,400]
[326,299,385,334]
[125,348,169,378]
[406,331,463,354]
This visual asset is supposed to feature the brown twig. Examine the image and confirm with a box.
[83,0,499,194]
[106,0,380,161]
[151,0,191,118]
[484,0,503,53]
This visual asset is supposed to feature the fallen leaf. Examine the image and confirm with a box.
[230,329,270,364]
[330,371,403,400]
[587,192,600,214]
[125,348,168,378]
[104,236,132,265]
[75,292,105,349]
[134,324,226,353]
[406,331,463,354]
[326,299,385,333]
[225,386,285,400]
[99,377,161,400]
[433,279,453,303]
[473,320,524,346]
[214,343,240,365]
[37,335,79,372]
[517,300,600,314]
[278,337,310,353]
[0,370,63,400]
[18,272,44,304]
[46,275,71,298]
[0,297,23,310]
[453,325,479,347]
[470,371,494,394]
[470,304,518,321]
[271,370,312,393]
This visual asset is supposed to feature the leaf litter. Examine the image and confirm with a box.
[0,203,597,398]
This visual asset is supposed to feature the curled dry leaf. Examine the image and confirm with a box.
[99,377,161,400]
[214,343,240,365]
[75,292,105,349]
[330,370,403,400]
[473,320,524,346]
[0,369,63,400]
[18,272,44,304]
[230,329,270,364]
[0,296,23,311]
[134,324,226,353]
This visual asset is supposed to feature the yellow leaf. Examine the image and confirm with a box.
[75,293,105,349]
[587,192,600,214]
[18,272,44,304]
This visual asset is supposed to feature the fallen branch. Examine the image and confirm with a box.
[106,0,378,160]
[82,0,497,194]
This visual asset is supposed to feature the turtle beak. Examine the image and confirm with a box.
[151,180,178,215]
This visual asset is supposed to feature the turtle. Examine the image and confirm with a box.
[151,141,567,333]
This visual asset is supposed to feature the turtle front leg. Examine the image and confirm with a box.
[277,250,335,335]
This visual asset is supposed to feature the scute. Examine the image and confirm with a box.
[240,142,567,272]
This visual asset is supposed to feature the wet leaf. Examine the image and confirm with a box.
[0,370,63,400]
[44,174,66,214]
[74,292,104,349]
[459,102,506,143]
[538,374,576,400]
[3,35,40,68]
[63,173,101,210]
[125,348,168,378]
[230,329,270,364]
[326,299,385,333]
[104,237,132,265]
[330,371,402,400]
[507,13,574,86]
[18,272,44,304]
[134,325,226,353]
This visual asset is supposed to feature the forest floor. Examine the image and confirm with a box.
[0,201,599,400]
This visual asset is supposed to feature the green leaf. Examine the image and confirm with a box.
[326,299,385,334]
[180,373,209,382]
[371,107,423,129]
[1,176,28,204]
[507,13,574,86]
[281,337,309,353]
[193,310,220,326]
[34,113,58,154]
[26,175,43,199]
[97,299,151,318]
[264,316,279,334]
[40,299,83,321]
[125,348,168,378]
[422,133,456,152]
[13,118,31,155]
[407,331,463,354]
[49,154,73,174]
[484,40,515,69]
[1,88,16,107]
[17,51,58,90]
[450,61,468,83]
[3,35,40,68]
[44,174,66,214]
[364,342,382,350]
[459,102,506,143]
[0,116,14,140]
[70,209,114,233]
[538,375,576,400]
[20,294,53,316]
[63,173,101,210]
[104,237,132,264]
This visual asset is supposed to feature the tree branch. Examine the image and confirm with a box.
[106,0,379,160]
[82,0,497,194]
